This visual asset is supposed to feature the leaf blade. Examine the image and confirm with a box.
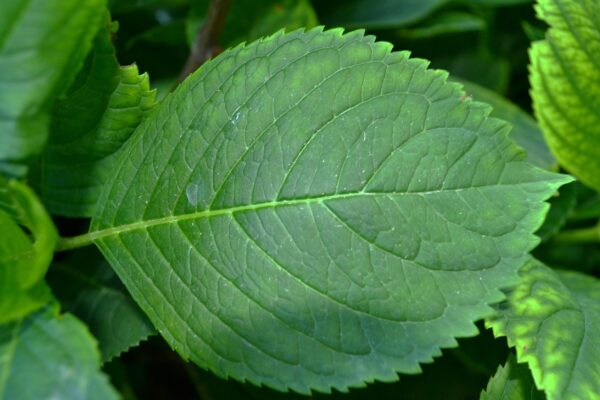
[92,28,570,393]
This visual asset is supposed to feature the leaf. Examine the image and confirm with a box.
[397,12,486,40]
[90,28,570,393]
[487,259,600,400]
[0,178,56,324]
[314,0,450,29]
[480,355,543,400]
[535,181,577,241]
[530,0,600,191]
[0,305,119,400]
[456,79,556,170]
[47,248,156,362]
[29,18,157,217]
[0,0,107,175]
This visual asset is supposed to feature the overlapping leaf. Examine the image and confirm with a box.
[487,259,600,399]
[0,177,56,324]
[480,355,543,400]
[530,0,600,190]
[0,305,118,400]
[0,0,107,175]
[48,248,156,361]
[90,28,569,393]
[30,19,157,217]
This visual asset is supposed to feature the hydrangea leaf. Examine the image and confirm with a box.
[456,79,556,171]
[48,248,156,362]
[90,28,570,393]
[30,18,157,217]
[0,305,118,400]
[530,0,600,191]
[0,0,107,175]
[480,355,544,400]
[0,177,56,324]
[487,259,600,400]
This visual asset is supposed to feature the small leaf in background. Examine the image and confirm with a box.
[0,305,119,400]
[397,11,486,40]
[29,18,157,217]
[530,0,600,191]
[456,78,556,170]
[47,248,156,362]
[90,28,569,393]
[0,0,107,176]
[487,258,600,400]
[0,177,56,324]
[314,0,450,29]
[480,354,543,400]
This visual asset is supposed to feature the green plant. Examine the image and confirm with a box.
[1,0,599,399]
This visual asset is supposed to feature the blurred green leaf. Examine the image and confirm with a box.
[398,11,485,40]
[30,18,157,217]
[0,178,56,324]
[48,248,156,362]
[314,0,450,29]
[0,305,119,400]
[0,0,107,175]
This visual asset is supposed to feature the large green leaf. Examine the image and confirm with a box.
[0,305,118,400]
[30,18,157,217]
[89,28,569,393]
[48,248,156,362]
[0,0,107,175]
[530,0,600,191]
[456,79,556,170]
[487,259,600,400]
[0,178,56,324]
[480,355,543,400]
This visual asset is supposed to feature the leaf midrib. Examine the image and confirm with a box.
[91,177,550,243]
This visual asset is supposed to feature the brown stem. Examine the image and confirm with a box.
[177,0,231,84]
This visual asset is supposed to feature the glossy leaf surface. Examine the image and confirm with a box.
[91,29,569,393]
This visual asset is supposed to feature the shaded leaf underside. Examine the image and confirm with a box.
[90,28,568,393]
